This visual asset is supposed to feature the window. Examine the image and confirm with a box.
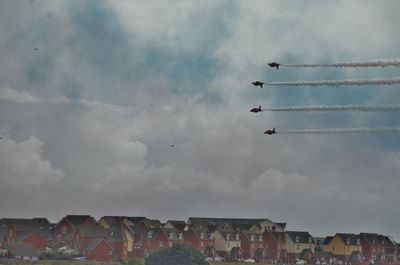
[109,250,112,256]
[62,225,67,235]
[296,244,300,250]
[295,236,300,243]
[332,246,335,251]
[159,241,164,247]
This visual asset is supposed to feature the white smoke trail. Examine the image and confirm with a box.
[277,127,400,134]
[267,78,400,87]
[263,105,400,112]
[284,59,400,68]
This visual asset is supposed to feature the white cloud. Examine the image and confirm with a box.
[0,136,65,187]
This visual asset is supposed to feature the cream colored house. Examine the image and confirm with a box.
[285,231,315,258]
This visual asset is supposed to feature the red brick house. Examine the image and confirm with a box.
[361,233,397,263]
[140,227,182,257]
[184,228,215,256]
[263,230,286,261]
[0,218,52,251]
[82,238,114,262]
[240,230,265,261]
[54,215,96,240]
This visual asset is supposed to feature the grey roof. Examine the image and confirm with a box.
[188,228,214,241]
[286,231,314,244]
[4,243,39,257]
[0,218,41,232]
[323,236,334,245]
[83,238,112,252]
[189,217,273,226]
[336,233,361,245]
[140,219,162,229]
[77,225,113,239]
[65,215,95,228]
[268,231,286,242]
[125,216,146,225]
[165,220,186,231]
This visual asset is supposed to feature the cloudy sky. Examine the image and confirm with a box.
[1,0,400,239]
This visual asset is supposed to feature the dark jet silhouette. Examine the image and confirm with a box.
[250,106,262,113]
[252,81,264,88]
[34,48,39,51]
[268,62,280,70]
[264,128,276,135]
[171,144,174,147]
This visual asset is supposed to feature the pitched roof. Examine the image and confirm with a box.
[164,220,186,231]
[336,233,361,246]
[65,215,95,228]
[323,236,334,245]
[83,238,113,252]
[286,231,314,244]
[188,228,214,241]
[125,216,147,226]
[4,243,38,257]
[0,218,43,232]
[268,231,286,242]
[77,225,113,239]
[140,219,162,229]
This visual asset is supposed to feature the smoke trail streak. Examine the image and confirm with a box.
[263,105,400,112]
[267,78,400,87]
[284,59,400,68]
[277,127,400,134]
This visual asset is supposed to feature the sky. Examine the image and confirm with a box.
[1,0,400,239]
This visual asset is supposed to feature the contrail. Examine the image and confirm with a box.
[284,59,400,68]
[267,77,400,87]
[277,127,400,134]
[263,105,400,112]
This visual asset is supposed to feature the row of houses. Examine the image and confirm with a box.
[0,215,398,263]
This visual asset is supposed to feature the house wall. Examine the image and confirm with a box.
[143,231,168,256]
[21,233,46,251]
[85,240,114,262]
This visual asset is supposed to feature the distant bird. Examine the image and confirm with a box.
[34,48,39,51]
[171,144,174,147]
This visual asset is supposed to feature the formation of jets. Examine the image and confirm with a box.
[251,62,281,135]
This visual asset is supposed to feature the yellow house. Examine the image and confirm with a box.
[285,231,315,258]
[323,233,362,259]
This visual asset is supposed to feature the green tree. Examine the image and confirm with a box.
[145,244,208,265]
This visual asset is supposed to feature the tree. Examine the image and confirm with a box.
[145,244,208,265]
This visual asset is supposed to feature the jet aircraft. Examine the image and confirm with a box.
[250,106,262,113]
[268,62,280,69]
[264,128,276,135]
[252,81,264,88]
